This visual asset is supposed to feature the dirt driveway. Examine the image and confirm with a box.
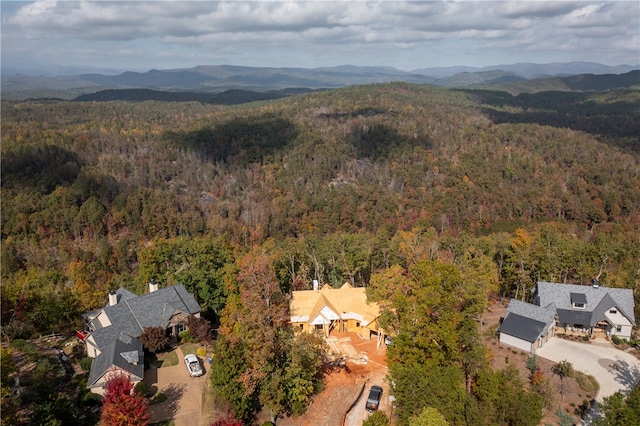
[273,332,389,426]
[144,346,208,426]
[344,366,389,426]
[536,338,640,401]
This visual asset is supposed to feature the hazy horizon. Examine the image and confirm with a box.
[3,1,639,76]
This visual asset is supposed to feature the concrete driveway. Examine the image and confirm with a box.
[536,339,640,401]
[144,346,208,426]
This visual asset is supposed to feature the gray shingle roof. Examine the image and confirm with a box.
[556,309,592,326]
[116,287,138,303]
[506,299,556,326]
[125,284,200,329]
[499,313,548,343]
[87,335,144,388]
[536,281,635,326]
[90,302,144,350]
[499,299,556,343]
[86,284,201,389]
[89,284,201,349]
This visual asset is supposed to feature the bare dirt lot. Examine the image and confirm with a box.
[269,332,389,426]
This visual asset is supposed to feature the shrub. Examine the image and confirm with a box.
[197,347,207,357]
[578,399,591,418]
[210,416,242,426]
[151,392,167,405]
[582,335,590,342]
[80,357,93,371]
[81,391,102,406]
[526,354,538,373]
[611,335,622,345]
[3,322,34,340]
[10,339,38,361]
[179,330,195,343]
[135,381,150,397]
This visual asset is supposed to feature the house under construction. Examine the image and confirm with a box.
[289,282,386,347]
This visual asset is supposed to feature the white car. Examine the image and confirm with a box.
[184,354,204,377]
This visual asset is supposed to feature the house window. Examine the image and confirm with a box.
[616,325,622,332]
[609,309,617,314]
[315,324,323,330]
[175,321,186,334]
[570,292,587,309]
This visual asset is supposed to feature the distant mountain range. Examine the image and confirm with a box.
[2,62,638,101]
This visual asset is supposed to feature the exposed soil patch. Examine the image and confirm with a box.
[265,332,389,426]
[248,299,639,426]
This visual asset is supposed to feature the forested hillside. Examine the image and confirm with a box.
[2,82,639,424]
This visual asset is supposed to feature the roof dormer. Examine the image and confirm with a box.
[570,292,587,309]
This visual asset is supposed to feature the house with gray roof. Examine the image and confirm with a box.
[498,281,635,353]
[534,280,635,340]
[498,299,556,353]
[82,281,201,394]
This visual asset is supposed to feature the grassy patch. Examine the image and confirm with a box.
[179,342,201,356]
[571,370,599,393]
[156,350,178,368]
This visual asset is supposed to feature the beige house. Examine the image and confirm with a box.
[290,282,385,345]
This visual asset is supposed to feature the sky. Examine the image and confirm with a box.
[2,0,639,75]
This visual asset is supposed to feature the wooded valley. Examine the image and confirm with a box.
[2,81,639,425]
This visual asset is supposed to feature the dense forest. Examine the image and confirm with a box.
[2,82,639,424]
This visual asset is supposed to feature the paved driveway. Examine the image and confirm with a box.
[144,347,208,426]
[536,339,640,401]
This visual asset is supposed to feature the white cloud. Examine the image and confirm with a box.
[3,0,639,71]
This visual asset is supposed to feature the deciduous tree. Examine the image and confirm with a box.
[101,373,149,426]
[139,326,169,354]
[409,406,450,426]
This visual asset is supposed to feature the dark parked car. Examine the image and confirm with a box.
[365,385,383,412]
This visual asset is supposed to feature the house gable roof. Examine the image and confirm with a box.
[124,284,200,329]
[536,281,635,326]
[290,284,380,327]
[307,294,340,325]
[506,299,556,327]
[499,313,548,343]
[88,284,201,349]
[499,299,556,343]
[87,335,144,388]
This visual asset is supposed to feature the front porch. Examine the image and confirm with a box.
[556,321,610,343]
